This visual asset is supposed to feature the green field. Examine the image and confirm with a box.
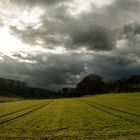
[0,93,140,139]
[0,91,22,103]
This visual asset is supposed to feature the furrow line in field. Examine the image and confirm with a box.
[0,101,54,126]
[80,99,140,126]
[86,100,140,118]
[0,103,42,118]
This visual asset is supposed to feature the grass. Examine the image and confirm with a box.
[0,91,22,103]
[0,93,140,139]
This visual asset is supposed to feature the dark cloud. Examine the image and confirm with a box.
[1,49,140,90]
[69,25,114,50]
[85,53,140,81]
[12,0,70,6]
[10,23,114,51]
[88,0,140,27]
[10,0,140,51]
[10,25,41,46]
[1,0,140,90]
[0,53,86,89]
[122,23,140,38]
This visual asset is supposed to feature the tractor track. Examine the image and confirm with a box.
[87,100,140,118]
[0,103,42,118]
[80,99,140,126]
[0,101,54,126]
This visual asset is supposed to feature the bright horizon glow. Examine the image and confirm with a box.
[0,28,28,54]
[0,28,67,61]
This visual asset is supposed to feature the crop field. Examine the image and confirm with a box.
[0,93,140,139]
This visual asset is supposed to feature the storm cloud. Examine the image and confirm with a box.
[13,0,70,6]
[0,0,140,90]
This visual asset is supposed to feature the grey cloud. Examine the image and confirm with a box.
[89,0,140,27]
[122,23,140,38]
[1,0,140,90]
[69,25,114,51]
[0,16,4,27]
[10,0,140,51]
[10,13,114,51]
[12,0,70,7]
[85,53,140,81]
[0,53,86,89]
[1,45,140,90]
[10,26,41,46]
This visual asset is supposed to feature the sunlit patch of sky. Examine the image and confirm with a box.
[69,0,113,16]
[0,26,68,63]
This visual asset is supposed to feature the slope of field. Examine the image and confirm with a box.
[0,91,22,103]
[0,93,140,139]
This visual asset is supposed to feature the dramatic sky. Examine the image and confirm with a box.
[0,0,140,90]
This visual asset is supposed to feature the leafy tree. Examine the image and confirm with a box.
[76,74,105,95]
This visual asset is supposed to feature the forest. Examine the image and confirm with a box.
[0,74,140,98]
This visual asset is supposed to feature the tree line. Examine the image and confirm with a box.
[61,74,140,97]
[0,77,58,98]
[0,74,140,98]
